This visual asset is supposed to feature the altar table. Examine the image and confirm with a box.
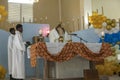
[28,42,112,79]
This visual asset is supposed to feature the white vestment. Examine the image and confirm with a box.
[12,31,25,79]
[49,28,70,43]
[8,34,14,75]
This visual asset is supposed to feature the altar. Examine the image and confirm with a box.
[28,42,112,79]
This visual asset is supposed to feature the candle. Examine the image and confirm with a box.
[96,9,98,13]
[87,13,89,28]
[101,31,105,42]
[119,18,120,31]
[101,31,105,37]
[102,6,104,15]
[39,29,42,34]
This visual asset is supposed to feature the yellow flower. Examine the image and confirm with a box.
[0,65,6,79]
[95,60,120,76]
[0,5,7,22]
[88,11,106,29]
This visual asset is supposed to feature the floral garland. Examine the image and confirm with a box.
[0,5,7,22]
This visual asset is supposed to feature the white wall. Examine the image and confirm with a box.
[92,0,120,20]
[83,0,92,29]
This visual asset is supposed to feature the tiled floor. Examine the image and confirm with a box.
[5,76,120,80]
[5,78,83,80]
[25,78,83,80]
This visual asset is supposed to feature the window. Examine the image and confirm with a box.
[8,0,33,23]
[8,3,20,22]
[8,0,35,4]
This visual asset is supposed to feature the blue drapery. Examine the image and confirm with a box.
[100,31,120,45]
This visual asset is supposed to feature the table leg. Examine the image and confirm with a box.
[36,58,40,78]
[43,59,48,80]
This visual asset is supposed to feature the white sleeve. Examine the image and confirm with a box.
[49,29,59,43]
[8,36,13,50]
[14,34,25,51]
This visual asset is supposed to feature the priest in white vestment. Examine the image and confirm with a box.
[49,24,70,43]
[12,24,25,80]
[8,28,15,80]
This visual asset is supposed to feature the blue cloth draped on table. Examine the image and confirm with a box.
[99,31,120,45]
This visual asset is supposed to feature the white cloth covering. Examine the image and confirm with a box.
[27,42,102,78]
[27,43,102,58]
[12,31,25,79]
[8,34,14,75]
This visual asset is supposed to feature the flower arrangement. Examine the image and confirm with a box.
[95,44,120,76]
[88,11,117,31]
[96,60,120,76]
[0,65,6,79]
[88,11,107,29]
[0,5,7,22]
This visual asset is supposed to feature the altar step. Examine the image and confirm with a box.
[27,78,84,80]
[47,78,84,80]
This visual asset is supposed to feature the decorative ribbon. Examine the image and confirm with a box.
[30,42,113,67]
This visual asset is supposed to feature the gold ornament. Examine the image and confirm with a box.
[106,19,112,25]
[88,11,107,29]
[106,25,112,30]
[105,18,116,30]
[112,19,116,23]
[111,23,116,28]
[58,36,64,42]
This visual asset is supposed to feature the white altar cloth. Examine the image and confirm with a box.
[27,42,102,58]
[27,42,102,78]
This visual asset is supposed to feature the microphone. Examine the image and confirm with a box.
[69,33,77,36]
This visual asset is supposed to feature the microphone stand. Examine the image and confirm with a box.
[69,34,87,43]
[75,35,87,43]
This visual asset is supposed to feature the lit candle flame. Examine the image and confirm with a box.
[101,31,104,37]
[39,29,42,34]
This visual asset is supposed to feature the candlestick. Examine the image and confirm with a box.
[77,17,80,30]
[119,18,120,31]
[83,16,85,30]
[96,9,98,13]
[87,13,90,28]
[102,6,104,15]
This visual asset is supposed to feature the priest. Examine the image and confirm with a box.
[49,24,70,43]
[12,24,25,80]
[8,28,15,80]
